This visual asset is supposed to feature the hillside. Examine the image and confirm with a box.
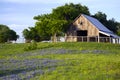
[0,42,120,80]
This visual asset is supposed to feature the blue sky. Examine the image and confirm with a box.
[0,0,120,38]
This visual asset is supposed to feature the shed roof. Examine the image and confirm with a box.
[82,14,119,38]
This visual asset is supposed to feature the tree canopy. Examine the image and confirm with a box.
[51,3,90,21]
[0,24,19,43]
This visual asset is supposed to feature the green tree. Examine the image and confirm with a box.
[116,23,120,36]
[47,20,68,42]
[52,3,90,21]
[23,29,31,41]
[34,14,52,41]
[107,18,118,33]
[34,18,68,42]
[7,30,19,41]
[23,27,40,42]
[37,20,51,40]
[0,24,19,43]
[28,27,40,42]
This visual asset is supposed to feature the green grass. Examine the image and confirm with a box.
[0,42,120,80]
[36,54,120,80]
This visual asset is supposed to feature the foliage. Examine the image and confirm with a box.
[35,18,52,41]
[34,15,69,42]
[22,29,31,41]
[51,3,90,21]
[0,24,19,43]
[0,42,120,80]
[48,20,68,42]
[24,41,37,51]
[23,27,40,42]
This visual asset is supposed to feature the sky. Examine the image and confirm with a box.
[0,0,120,38]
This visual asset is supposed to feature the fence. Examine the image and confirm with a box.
[56,36,120,44]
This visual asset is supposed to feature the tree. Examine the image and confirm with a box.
[0,24,19,43]
[23,27,40,42]
[52,3,90,21]
[47,19,68,42]
[34,18,68,42]
[7,30,19,41]
[23,29,31,42]
[28,27,40,42]
[34,15,52,41]
[116,23,120,36]
[107,18,118,33]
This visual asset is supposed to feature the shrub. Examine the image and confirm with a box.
[24,41,37,51]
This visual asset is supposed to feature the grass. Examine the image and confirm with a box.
[37,54,120,80]
[0,42,120,80]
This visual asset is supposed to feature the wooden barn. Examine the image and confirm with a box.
[66,14,120,43]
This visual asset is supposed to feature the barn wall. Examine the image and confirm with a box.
[73,15,99,36]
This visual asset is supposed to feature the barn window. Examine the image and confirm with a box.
[80,21,83,25]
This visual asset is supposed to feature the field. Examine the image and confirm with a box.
[0,42,120,80]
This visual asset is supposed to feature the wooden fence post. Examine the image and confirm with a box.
[98,36,100,43]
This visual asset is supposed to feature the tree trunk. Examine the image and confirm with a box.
[64,33,68,42]
[53,33,57,42]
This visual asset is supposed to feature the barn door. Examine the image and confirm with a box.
[77,30,87,41]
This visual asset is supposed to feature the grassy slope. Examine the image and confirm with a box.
[0,42,120,80]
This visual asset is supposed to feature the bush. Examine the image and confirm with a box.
[24,41,37,51]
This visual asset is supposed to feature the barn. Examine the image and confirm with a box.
[66,14,120,43]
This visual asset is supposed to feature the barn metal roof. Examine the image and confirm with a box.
[82,14,119,38]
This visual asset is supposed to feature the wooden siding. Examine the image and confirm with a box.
[66,15,99,42]
[73,15,99,36]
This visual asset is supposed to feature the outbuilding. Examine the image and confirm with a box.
[66,14,120,43]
